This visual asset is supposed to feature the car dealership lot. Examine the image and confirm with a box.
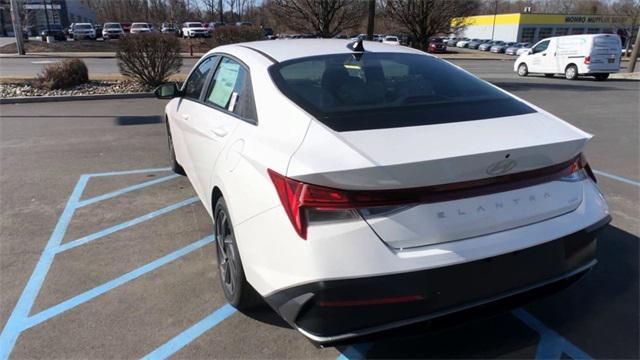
[0,61,638,359]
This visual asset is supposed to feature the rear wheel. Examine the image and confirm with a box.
[166,119,185,176]
[214,198,262,309]
[594,73,609,81]
[565,65,578,80]
[517,63,528,77]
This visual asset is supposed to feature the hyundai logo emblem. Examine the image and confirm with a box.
[486,159,517,175]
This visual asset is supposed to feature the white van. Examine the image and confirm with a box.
[514,34,621,81]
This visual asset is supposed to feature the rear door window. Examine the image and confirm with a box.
[269,53,534,132]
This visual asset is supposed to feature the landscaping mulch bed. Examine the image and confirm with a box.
[0,80,151,98]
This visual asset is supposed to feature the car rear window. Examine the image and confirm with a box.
[269,53,535,132]
[76,24,92,29]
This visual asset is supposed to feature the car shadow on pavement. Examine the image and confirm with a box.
[115,115,163,125]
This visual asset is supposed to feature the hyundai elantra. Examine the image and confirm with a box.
[154,39,610,344]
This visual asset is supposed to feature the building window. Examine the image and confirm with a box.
[571,28,584,34]
[521,28,536,43]
[555,28,569,36]
[70,13,75,22]
[538,28,553,40]
[587,28,600,34]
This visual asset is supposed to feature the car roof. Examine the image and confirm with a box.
[224,39,426,62]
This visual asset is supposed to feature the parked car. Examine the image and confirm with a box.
[130,22,152,34]
[206,21,226,34]
[154,39,609,344]
[121,22,132,33]
[102,22,123,39]
[489,41,511,53]
[505,42,530,55]
[161,23,179,36]
[445,37,459,46]
[262,27,275,39]
[515,34,621,80]
[382,35,400,45]
[478,40,497,51]
[467,39,487,49]
[94,24,103,39]
[456,38,471,47]
[427,37,447,53]
[72,23,96,40]
[516,44,533,56]
[40,24,66,41]
[182,22,209,38]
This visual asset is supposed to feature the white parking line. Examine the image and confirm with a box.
[594,170,640,187]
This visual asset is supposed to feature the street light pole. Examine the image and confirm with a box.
[42,0,50,34]
[628,29,640,72]
[9,0,25,55]
[491,0,498,40]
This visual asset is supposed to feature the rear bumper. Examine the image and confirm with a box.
[264,216,610,344]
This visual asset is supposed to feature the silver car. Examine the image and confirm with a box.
[505,42,531,55]
[491,41,515,53]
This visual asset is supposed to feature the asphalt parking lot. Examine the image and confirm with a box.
[0,60,638,359]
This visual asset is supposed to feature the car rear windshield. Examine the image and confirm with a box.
[188,23,202,28]
[132,24,148,28]
[105,23,121,29]
[76,24,92,29]
[269,53,535,132]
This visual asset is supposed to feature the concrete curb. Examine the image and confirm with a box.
[0,92,154,104]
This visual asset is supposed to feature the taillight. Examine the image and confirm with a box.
[584,56,591,64]
[268,154,595,240]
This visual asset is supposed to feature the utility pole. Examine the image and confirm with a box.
[491,0,498,40]
[42,0,50,34]
[628,29,640,72]
[9,0,25,55]
[366,0,375,41]
[219,0,223,23]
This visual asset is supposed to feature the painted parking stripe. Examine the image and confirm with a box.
[55,197,198,253]
[77,174,180,208]
[22,236,215,331]
[593,170,640,187]
[512,309,593,360]
[0,174,90,360]
[87,167,172,178]
[141,304,237,360]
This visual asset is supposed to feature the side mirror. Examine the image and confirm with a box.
[527,49,533,55]
[154,83,181,99]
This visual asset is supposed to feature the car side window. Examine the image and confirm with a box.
[183,56,216,100]
[205,57,257,122]
[532,40,550,54]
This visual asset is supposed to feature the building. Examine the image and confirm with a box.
[0,0,95,36]
[452,13,627,44]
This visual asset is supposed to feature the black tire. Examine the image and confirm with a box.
[565,65,578,80]
[594,73,609,81]
[166,119,186,176]
[544,73,555,77]
[214,197,262,309]
[517,63,528,77]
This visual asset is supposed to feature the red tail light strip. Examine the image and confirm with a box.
[269,154,590,239]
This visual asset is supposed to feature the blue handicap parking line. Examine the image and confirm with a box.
[0,168,225,360]
[55,197,199,253]
[141,304,237,360]
[76,174,180,208]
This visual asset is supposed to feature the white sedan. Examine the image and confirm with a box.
[130,22,152,34]
[154,39,610,344]
[382,35,400,45]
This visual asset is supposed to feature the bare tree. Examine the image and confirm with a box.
[385,0,480,48]
[611,0,640,56]
[269,0,367,37]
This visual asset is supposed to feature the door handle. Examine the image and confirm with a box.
[542,53,547,56]
[211,127,228,137]
[181,114,190,121]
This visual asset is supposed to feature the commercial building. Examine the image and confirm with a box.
[452,13,627,44]
[0,0,96,36]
